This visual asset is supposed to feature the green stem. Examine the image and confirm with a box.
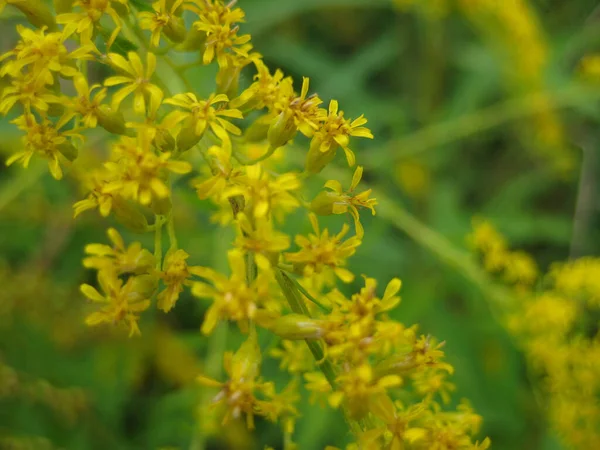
[167,214,178,250]
[287,273,332,313]
[154,215,164,270]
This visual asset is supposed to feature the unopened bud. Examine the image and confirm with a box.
[97,105,127,135]
[58,142,78,162]
[216,64,241,100]
[244,116,270,142]
[164,17,187,43]
[130,274,158,298]
[305,138,336,174]
[154,128,176,153]
[269,314,324,340]
[267,109,297,149]
[176,27,207,52]
[113,199,150,234]
[151,194,172,216]
[176,119,202,152]
[310,191,340,216]
[9,0,56,30]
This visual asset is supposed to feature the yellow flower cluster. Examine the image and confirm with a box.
[469,220,600,449]
[1,0,487,447]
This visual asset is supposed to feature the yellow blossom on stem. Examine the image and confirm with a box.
[5,113,81,180]
[234,213,290,269]
[104,52,164,116]
[312,165,377,238]
[285,213,361,283]
[80,270,153,337]
[49,74,108,129]
[83,227,155,275]
[0,73,55,115]
[193,145,243,200]
[191,249,271,334]
[164,92,242,150]
[306,99,373,173]
[157,248,205,312]
[138,0,186,47]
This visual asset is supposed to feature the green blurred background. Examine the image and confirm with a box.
[2,0,600,448]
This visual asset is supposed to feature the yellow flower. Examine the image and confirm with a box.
[83,227,155,275]
[193,145,243,200]
[193,11,252,68]
[191,249,271,334]
[285,213,361,283]
[231,59,288,111]
[269,340,314,374]
[196,332,278,429]
[104,52,164,116]
[234,213,290,269]
[5,113,81,180]
[73,169,118,217]
[0,25,95,85]
[329,364,402,420]
[306,99,373,172]
[164,92,242,150]
[138,0,186,47]
[57,0,128,48]
[103,130,192,205]
[157,249,205,312]
[0,73,55,115]
[226,164,301,220]
[81,270,152,337]
[312,165,377,238]
[49,74,108,129]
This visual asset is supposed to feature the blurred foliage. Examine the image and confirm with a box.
[1,0,600,449]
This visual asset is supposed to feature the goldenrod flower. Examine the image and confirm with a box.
[103,130,192,205]
[285,213,360,283]
[157,249,205,312]
[104,52,164,116]
[191,249,270,334]
[57,0,128,48]
[5,113,81,180]
[73,169,118,217]
[50,74,108,129]
[196,332,285,429]
[83,227,155,275]
[0,73,55,115]
[226,164,301,220]
[81,270,152,337]
[0,25,95,85]
[312,165,377,238]
[234,213,290,269]
[193,145,243,200]
[164,92,242,150]
[306,100,373,172]
[139,0,186,47]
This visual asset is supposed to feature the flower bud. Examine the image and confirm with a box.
[113,199,150,234]
[176,27,207,52]
[97,105,127,135]
[244,116,270,142]
[216,64,241,100]
[153,128,176,153]
[164,17,187,44]
[176,119,202,152]
[58,142,78,162]
[310,191,340,216]
[9,0,56,30]
[131,274,158,298]
[305,138,336,174]
[269,314,324,340]
[151,194,172,216]
[267,109,297,149]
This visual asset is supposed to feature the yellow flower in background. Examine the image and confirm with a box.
[191,249,270,334]
[104,52,164,116]
[285,213,361,283]
[164,92,242,149]
[81,270,153,337]
[234,213,290,269]
[83,228,155,275]
[157,249,205,312]
[139,0,186,47]
[311,165,377,238]
[5,113,80,180]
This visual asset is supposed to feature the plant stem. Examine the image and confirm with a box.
[154,215,163,270]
